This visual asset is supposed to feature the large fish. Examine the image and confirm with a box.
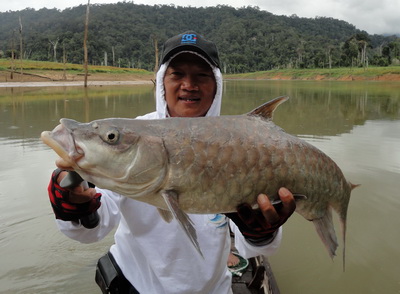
[41,96,357,265]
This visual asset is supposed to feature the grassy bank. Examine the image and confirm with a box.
[0,58,154,82]
[224,66,400,81]
[0,58,151,74]
[1,58,399,82]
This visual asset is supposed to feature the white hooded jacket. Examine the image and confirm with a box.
[56,52,282,294]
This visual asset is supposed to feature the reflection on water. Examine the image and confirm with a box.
[0,81,399,293]
[0,85,156,142]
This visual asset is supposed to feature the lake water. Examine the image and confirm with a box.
[0,80,399,293]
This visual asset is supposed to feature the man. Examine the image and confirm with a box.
[48,31,296,294]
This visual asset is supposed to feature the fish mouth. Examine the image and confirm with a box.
[41,122,84,168]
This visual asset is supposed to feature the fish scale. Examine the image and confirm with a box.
[41,96,358,268]
[168,121,261,207]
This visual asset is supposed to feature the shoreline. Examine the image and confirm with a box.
[1,68,399,88]
[0,70,155,88]
[1,77,399,88]
[2,76,399,88]
[0,80,154,88]
[224,73,400,82]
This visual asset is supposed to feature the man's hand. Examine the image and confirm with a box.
[226,187,296,245]
[255,187,296,231]
[56,170,98,203]
[48,168,101,222]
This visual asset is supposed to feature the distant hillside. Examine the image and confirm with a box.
[0,4,399,73]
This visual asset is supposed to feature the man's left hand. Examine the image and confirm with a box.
[226,187,296,245]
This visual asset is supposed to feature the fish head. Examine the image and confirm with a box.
[41,118,168,196]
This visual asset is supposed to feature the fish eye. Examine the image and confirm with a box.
[103,129,119,144]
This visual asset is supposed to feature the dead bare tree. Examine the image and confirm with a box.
[62,42,67,80]
[326,45,334,69]
[151,34,159,72]
[359,40,368,69]
[83,0,90,87]
[49,37,60,62]
[10,30,16,80]
[19,16,23,75]
[111,46,115,66]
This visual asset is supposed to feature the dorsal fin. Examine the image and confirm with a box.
[247,96,289,120]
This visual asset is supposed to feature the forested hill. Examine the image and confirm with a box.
[0,3,399,73]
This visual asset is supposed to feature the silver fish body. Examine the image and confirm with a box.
[41,96,357,263]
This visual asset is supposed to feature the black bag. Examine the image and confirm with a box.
[95,252,139,294]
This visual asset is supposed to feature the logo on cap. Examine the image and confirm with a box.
[181,33,197,44]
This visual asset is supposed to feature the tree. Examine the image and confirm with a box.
[341,33,371,68]
[83,0,90,87]
[62,41,67,80]
[151,34,159,72]
[355,33,370,68]
[0,4,396,72]
[19,16,23,75]
[49,37,59,62]
[383,40,400,65]
[10,30,16,79]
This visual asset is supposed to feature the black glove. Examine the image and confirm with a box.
[48,168,101,222]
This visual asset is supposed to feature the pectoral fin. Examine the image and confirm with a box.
[161,190,203,258]
[157,208,173,223]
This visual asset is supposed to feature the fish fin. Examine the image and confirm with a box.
[312,207,338,260]
[157,208,173,223]
[339,212,347,272]
[247,96,289,120]
[350,182,361,190]
[335,181,358,271]
[160,190,204,258]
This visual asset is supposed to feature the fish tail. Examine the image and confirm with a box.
[333,200,349,271]
[334,181,359,271]
[339,181,359,271]
[339,212,347,272]
[312,207,338,259]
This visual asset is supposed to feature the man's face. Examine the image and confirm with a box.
[163,53,216,117]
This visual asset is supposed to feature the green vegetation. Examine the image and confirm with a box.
[0,58,151,74]
[0,4,399,74]
[225,66,400,80]
[1,58,398,81]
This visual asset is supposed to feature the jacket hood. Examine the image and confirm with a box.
[154,51,223,118]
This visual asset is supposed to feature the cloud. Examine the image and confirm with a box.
[339,0,400,34]
[251,0,399,35]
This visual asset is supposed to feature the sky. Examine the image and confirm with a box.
[1,0,399,36]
